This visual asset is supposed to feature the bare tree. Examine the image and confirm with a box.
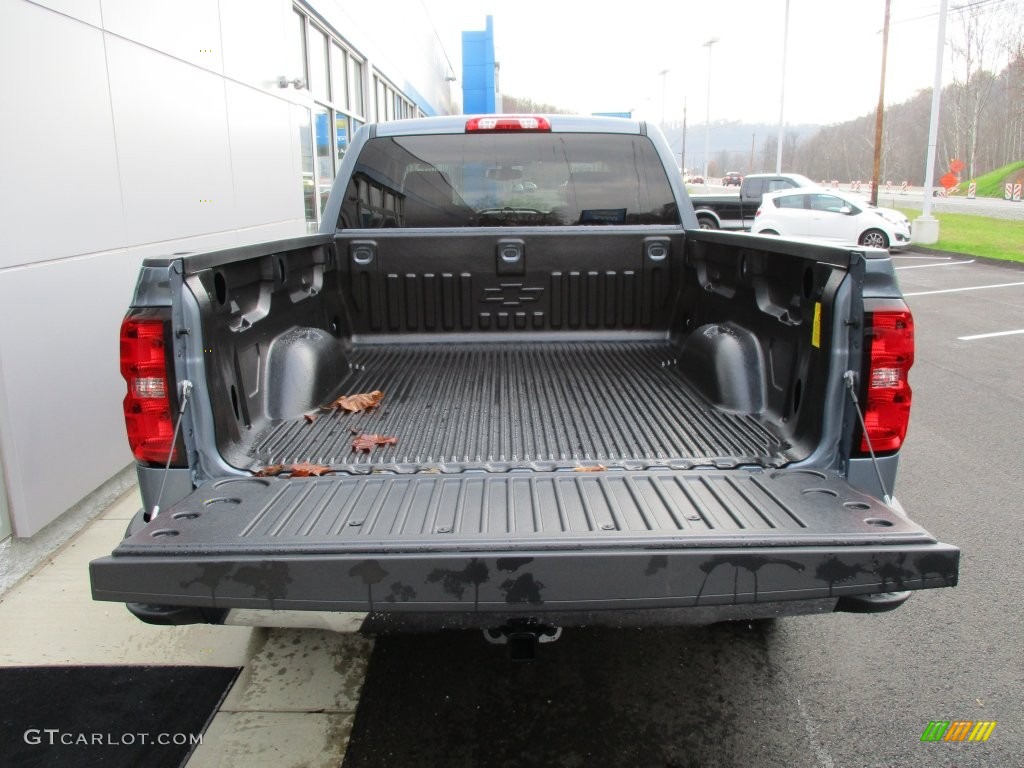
[949,2,1002,179]
[500,95,572,115]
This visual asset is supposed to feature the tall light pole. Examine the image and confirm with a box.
[659,68,670,126]
[776,0,790,173]
[681,96,687,173]
[913,0,949,244]
[702,37,719,181]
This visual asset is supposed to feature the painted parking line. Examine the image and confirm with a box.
[895,260,975,270]
[892,254,953,260]
[958,329,1024,341]
[904,281,1024,297]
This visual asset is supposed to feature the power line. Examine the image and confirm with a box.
[891,0,1017,25]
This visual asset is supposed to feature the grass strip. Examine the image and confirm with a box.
[898,209,1024,262]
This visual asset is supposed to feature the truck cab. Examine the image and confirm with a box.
[691,173,819,230]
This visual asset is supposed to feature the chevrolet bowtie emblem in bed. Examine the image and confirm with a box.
[482,283,544,306]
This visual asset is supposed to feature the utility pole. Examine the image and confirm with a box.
[659,68,670,127]
[681,96,687,173]
[870,0,892,206]
[776,0,790,174]
[702,37,719,181]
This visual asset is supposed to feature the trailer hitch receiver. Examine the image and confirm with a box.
[483,619,563,662]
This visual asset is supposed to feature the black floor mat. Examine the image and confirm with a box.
[0,666,239,768]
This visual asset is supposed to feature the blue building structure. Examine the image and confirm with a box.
[462,16,500,114]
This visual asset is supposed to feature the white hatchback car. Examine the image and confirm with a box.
[751,188,911,250]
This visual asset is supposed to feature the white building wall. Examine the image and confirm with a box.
[0,0,458,537]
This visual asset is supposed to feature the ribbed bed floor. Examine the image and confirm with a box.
[250,341,787,469]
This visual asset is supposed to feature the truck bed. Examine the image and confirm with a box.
[250,340,788,471]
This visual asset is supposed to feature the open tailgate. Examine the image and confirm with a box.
[90,469,958,612]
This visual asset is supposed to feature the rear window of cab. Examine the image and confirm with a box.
[339,133,680,229]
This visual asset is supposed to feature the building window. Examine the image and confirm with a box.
[295,105,316,233]
[293,6,373,230]
[292,4,416,229]
[293,9,307,88]
[372,74,415,123]
[314,105,333,213]
[349,59,363,114]
[308,26,329,102]
[330,42,347,108]
[335,113,350,167]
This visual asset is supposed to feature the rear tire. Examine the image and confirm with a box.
[759,229,779,236]
[859,228,889,248]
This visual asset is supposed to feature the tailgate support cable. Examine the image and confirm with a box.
[145,380,193,523]
[843,371,893,507]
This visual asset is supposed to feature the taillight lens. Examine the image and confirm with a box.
[120,309,185,466]
[857,305,914,454]
[465,115,552,132]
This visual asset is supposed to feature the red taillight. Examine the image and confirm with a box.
[120,309,185,466]
[857,306,914,454]
[465,115,552,132]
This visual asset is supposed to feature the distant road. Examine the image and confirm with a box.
[689,182,1024,221]
[877,191,1024,221]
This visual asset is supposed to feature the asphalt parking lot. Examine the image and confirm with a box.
[339,250,1024,768]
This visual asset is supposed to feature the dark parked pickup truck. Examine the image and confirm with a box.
[691,172,819,230]
[91,115,957,645]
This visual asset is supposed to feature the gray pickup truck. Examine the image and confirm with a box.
[91,115,957,646]
[690,173,819,230]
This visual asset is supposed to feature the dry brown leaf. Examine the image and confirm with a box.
[287,462,334,477]
[304,414,318,425]
[254,462,332,477]
[574,464,607,473]
[253,464,285,477]
[330,390,384,413]
[351,434,398,453]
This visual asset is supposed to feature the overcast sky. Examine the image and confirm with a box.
[425,0,1006,126]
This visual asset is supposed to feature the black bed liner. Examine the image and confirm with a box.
[249,340,789,471]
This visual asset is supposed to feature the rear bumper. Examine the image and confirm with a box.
[93,540,958,615]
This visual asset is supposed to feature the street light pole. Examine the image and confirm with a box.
[702,37,719,181]
[659,68,670,126]
[914,0,949,244]
[681,96,687,173]
[776,0,790,174]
